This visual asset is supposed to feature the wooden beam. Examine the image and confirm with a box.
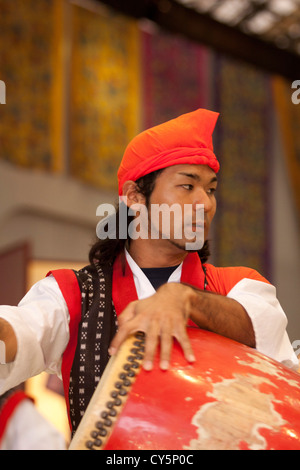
[96,0,300,79]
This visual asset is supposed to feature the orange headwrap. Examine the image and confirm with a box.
[118,108,220,195]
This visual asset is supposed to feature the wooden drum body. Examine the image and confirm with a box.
[69,328,300,450]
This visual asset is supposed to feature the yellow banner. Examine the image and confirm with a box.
[0,0,63,172]
[69,5,141,190]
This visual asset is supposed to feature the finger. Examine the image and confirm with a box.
[109,316,141,355]
[117,301,138,326]
[159,330,173,370]
[108,326,132,356]
[175,327,196,363]
[142,330,159,371]
[108,302,140,355]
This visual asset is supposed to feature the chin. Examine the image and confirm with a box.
[169,239,204,253]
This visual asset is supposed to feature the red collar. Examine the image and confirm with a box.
[112,251,205,316]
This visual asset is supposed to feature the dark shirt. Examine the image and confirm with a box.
[141,265,179,290]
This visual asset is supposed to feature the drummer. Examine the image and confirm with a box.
[0,109,298,436]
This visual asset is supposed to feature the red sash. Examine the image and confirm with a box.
[47,269,82,429]
[0,391,33,443]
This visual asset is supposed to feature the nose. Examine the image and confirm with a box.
[192,188,214,213]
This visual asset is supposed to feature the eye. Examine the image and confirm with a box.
[181,184,193,190]
[207,187,217,195]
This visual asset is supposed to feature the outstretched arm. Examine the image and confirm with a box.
[0,275,71,395]
[109,282,255,371]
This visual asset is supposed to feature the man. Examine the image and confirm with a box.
[0,109,298,436]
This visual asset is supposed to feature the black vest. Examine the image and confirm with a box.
[68,262,117,435]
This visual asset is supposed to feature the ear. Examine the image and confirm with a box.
[121,180,146,208]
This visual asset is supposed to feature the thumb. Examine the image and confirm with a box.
[109,301,137,355]
[117,300,137,326]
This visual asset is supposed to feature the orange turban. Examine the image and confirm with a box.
[117,108,220,195]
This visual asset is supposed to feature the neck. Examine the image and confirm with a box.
[127,238,188,268]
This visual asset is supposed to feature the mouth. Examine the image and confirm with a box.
[183,223,205,238]
[191,222,205,230]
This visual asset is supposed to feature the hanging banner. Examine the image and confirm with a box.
[69,5,140,190]
[0,0,63,172]
[212,56,272,278]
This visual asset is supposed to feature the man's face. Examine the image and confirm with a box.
[146,164,217,251]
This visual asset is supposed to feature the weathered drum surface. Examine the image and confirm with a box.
[69,328,300,450]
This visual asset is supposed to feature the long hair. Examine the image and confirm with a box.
[89,169,211,266]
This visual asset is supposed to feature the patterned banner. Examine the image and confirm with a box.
[69,5,140,190]
[212,56,272,278]
[141,28,209,128]
[0,0,63,171]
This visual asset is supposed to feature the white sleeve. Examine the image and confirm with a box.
[0,276,70,395]
[227,278,299,371]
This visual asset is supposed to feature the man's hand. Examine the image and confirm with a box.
[109,283,196,371]
[109,281,255,372]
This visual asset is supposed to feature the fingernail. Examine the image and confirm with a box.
[160,360,169,370]
[108,347,116,356]
[143,361,153,371]
[188,355,196,362]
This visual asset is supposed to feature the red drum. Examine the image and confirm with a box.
[69,328,300,450]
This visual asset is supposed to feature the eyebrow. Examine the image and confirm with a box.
[177,172,218,184]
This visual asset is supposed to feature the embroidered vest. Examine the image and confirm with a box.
[50,262,117,435]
